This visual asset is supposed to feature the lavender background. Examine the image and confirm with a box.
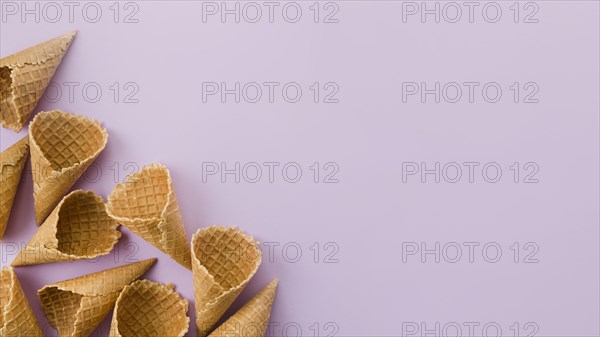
[1,1,599,336]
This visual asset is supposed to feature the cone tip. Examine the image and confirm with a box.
[143,257,158,266]
[10,254,25,267]
[136,257,158,272]
[62,30,77,42]
[265,279,279,293]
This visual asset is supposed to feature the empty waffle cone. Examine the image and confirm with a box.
[1,267,43,337]
[38,258,156,337]
[12,190,121,266]
[106,164,191,269]
[192,226,262,337]
[29,110,108,224]
[1,31,76,132]
[208,279,278,337]
[109,280,189,337]
[0,136,29,239]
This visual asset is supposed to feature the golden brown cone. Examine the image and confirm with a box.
[11,190,120,266]
[29,110,108,224]
[192,226,262,337]
[38,258,156,337]
[0,267,43,337]
[208,279,278,337]
[106,164,191,269]
[0,136,29,239]
[1,31,76,131]
[109,280,189,337]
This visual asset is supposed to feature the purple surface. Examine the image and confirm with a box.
[1,1,599,336]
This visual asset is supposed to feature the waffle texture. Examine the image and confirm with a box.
[1,31,76,131]
[29,110,108,224]
[109,280,189,337]
[38,259,156,337]
[12,190,121,266]
[208,279,278,337]
[192,226,262,337]
[0,267,43,337]
[0,136,29,239]
[106,163,192,269]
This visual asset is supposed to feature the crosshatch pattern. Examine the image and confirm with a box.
[0,32,75,132]
[38,259,156,337]
[12,190,120,267]
[0,136,29,239]
[0,268,43,337]
[107,164,192,269]
[192,226,262,337]
[29,110,108,224]
[110,279,189,337]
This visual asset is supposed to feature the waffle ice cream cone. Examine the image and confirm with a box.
[208,279,278,337]
[109,280,189,337]
[0,267,43,337]
[192,226,262,337]
[38,258,156,337]
[106,164,192,269]
[0,136,29,239]
[29,110,108,224]
[12,190,120,266]
[1,31,76,132]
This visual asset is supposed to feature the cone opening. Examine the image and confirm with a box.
[0,268,13,328]
[30,111,106,171]
[115,280,188,337]
[0,66,16,126]
[193,228,261,290]
[55,191,119,256]
[38,287,84,336]
[107,165,170,221]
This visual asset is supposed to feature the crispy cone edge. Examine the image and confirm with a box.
[12,190,121,266]
[29,110,108,224]
[0,267,43,337]
[38,259,156,337]
[1,31,77,131]
[208,279,278,337]
[106,163,192,269]
[192,226,262,337]
[109,279,189,337]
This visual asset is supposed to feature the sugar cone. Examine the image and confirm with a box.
[109,280,189,337]
[29,110,108,224]
[12,190,121,266]
[0,31,76,132]
[38,258,156,337]
[208,279,278,337]
[192,226,262,337]
[0,136,29,239]
[106,164,191,269]
[0,267,43,337]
